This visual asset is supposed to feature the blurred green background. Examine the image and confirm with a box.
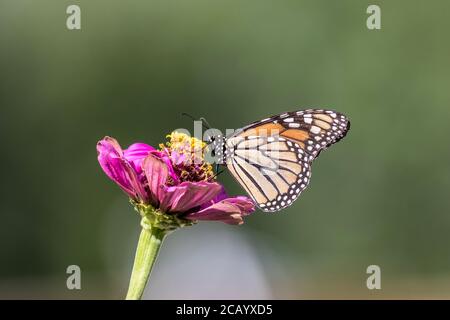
[1,0,450,299]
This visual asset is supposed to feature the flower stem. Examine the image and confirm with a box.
[125,226,166,300]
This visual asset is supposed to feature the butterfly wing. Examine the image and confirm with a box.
[225,109,350,212]
[226,135,312,212]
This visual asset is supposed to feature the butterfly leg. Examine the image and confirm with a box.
[212,164,225,179]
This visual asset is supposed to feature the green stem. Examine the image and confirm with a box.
[125,226,166,300]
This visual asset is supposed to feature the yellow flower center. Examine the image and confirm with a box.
[161,132,215,182]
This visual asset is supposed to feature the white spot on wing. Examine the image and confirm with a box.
[310,126,321,134]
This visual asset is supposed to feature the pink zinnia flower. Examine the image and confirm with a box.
[97,134,255,226]
[97,132,255,300]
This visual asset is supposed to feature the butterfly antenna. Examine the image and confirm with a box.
[181,113,210,151]
[199,117,211,130]
[181,113,211,130]
[181,112,197,122]
[212,166,224,179]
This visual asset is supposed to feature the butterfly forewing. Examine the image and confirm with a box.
[224,109,350,212]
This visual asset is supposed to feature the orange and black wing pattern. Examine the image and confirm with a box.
[225,109,350,212]
[234,109,350,159]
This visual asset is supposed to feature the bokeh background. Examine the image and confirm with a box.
[1,0,450,299]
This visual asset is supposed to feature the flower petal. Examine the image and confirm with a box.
[97,136,124,157]
[221,196,255,214]
[142,154,169,206]
[149,150,180,184]
[97,136,148,202]
[123,143,155,174]
[199,185,228,209]
[185,196,255,225]
[97,137,128,188]
[159,181,222,213]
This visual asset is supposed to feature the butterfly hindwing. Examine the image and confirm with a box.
[225,135,312,212]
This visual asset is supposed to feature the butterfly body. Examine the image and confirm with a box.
[207,109,350,212]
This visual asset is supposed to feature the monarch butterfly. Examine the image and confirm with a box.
[206,109,350,212]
